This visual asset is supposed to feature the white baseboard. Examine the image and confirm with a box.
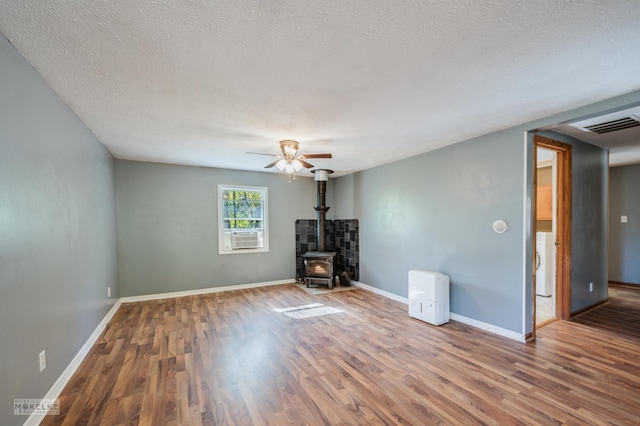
[24,299,122,426]
[120,279,294,303]
[353,281,409,304]
[449,313,526,342]
[354,281,525,342]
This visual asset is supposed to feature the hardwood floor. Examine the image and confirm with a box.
[42,284,640,425]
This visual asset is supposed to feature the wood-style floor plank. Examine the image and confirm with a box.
[42,284,640,425]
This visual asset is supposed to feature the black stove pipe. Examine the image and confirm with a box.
[312,169,332,252]
[314,180,329,252]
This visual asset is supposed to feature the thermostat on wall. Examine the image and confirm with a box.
[492,220,508,234]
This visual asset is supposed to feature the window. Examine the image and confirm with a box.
[218,185,268,254]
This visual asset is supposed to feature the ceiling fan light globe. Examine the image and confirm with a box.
[285,162,295,174]
[276,159,287,170]
[292,159,303,171]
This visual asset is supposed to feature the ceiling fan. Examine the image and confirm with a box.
[247,140,332,177]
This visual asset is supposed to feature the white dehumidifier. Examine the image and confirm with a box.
[408,270,450,326]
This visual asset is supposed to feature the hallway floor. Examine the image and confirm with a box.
[536,294,556,327]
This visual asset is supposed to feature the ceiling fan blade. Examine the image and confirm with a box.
[264,160,280,168]
[247,151,278,157]
[300,153,332,159]
[299,159,315,169]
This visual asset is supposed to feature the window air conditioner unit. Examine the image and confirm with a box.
[231,231,260,249]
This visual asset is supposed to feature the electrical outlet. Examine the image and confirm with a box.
[621,215,628,223]
[107,287,111,298]
[39,350,46,372]
[589,282,593,293]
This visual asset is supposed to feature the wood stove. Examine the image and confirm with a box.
[302,169,337,289]
[303,251,337,289]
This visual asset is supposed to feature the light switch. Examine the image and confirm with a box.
[621,216,628,223]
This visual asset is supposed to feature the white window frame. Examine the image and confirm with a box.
[218,184,269,255]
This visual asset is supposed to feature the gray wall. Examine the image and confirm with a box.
[115,160,321,296]
[0,35,118,426]
[334,130,526,333]
[609,164,640,284]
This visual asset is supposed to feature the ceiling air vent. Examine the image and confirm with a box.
[583,116,640,134]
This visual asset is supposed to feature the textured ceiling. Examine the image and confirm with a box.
[1,1,640,176]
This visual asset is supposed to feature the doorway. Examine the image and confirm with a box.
[533,135,572,333]
[535,147,557,326]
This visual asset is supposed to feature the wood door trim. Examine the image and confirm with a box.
[531,144,538,339]
[534,135,572,321]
